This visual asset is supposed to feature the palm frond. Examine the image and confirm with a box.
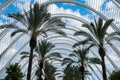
[73,37,92,47]
[98,18,103,29]
[87,43,96,50]
[82,23,95,36]
[62,58,76,65]
[45,28,66,36]
[88,58,102,64]
[8,13,27,27]
[84,70,91,75]
[69,54,78,58]
[0,24,20,29]
[94,18,98,28]
[74,30,96,43]
[55,29,66,36]
[90,22,97,35]
[20,51,29,55]
[101,19,114,37]
[79,30,98,45]
[35,4,50,28]
[44,62,56,80]
[24,9,29,28]
[102,19,114,31]
[107,31,120,40]
[52,29,66,36]
[45,52,62,59]
[106,36,120,42]
[36,40,55,59]
[96,18,103,40]
[48,17,65,28]
[11,29,28,37]
[88,65,94,71]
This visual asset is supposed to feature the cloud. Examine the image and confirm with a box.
[86,0,105,11]
[13,0,31,13]
[0,20,3,25]
[0,32,11,54]
[0,14,13,24]
[85,0,120,28]
[35,0,49,4]
[47,3,90,26]
[102,1,120,27]
[62,3,76,6]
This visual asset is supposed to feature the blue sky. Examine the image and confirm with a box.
[56,3,92,15]
[0,0,93,14]
[0,0,105,22]
[1,0,117,24]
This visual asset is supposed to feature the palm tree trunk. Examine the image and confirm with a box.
[44,78,47,80]
[80,66,84,80]
[45,74,49,80]
[27,48,34,80]
[99,47,107,80]
[38,61,43,80]
[27,37,36,80]
[101,56,107,80]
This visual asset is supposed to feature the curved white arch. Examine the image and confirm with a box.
[43,0,119,31]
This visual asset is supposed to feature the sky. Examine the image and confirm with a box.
[0,0,120,80]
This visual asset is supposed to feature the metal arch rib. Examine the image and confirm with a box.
[115,0,120,4]
[0,0,16,15]
[43,0,119,31]
[0,0,15,9]
[110,43,120,59]
[89,65,101,80]
[51,13,89,24]
[0,33,25,59]
[0,21,18,41]
[111,0,120,9]
[0,41,29,75]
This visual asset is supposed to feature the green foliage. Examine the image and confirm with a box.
[109,70,120,80]
[44,63,56,80]
[62,65,81,80]
[4,63,24,80]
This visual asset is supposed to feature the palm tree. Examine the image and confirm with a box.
[4,63,24,80]
[109,70,120,80]
[62,65,82,80]
[21,40,62,80]
[62,43,101,80]
[35,62,56,80]
[0,2,65,80]
[73,17,115,80]
[44,62,56,80]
